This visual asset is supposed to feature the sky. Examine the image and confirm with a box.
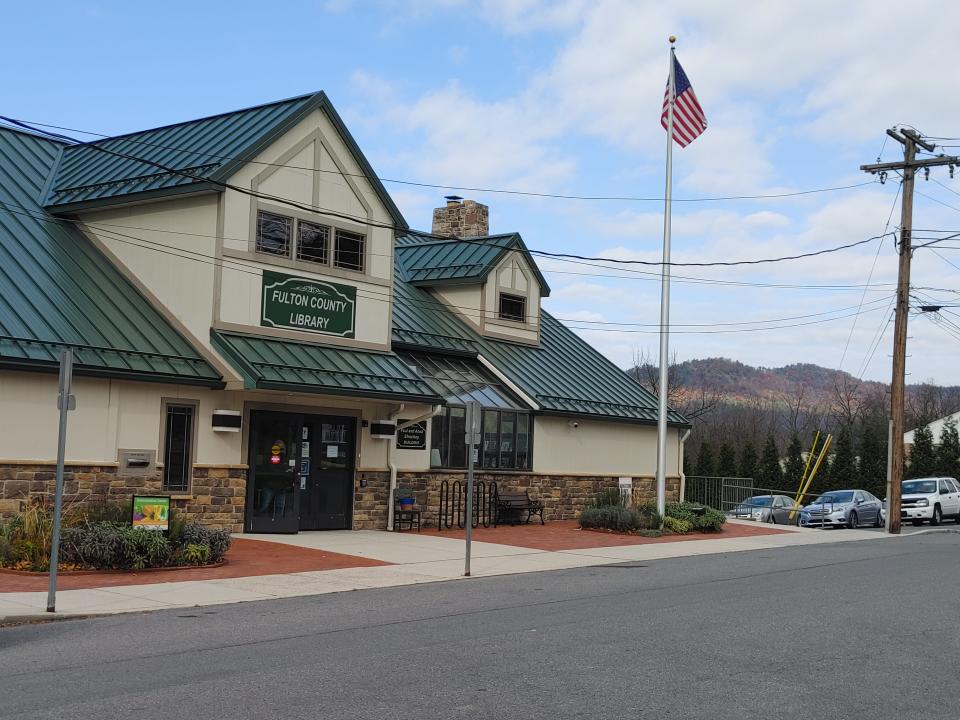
[5,0,960,384]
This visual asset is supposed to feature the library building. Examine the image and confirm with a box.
[0,91,689,533]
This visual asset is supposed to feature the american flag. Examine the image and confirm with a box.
[661,56,707,147]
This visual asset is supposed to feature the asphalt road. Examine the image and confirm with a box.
[3,533,959,720]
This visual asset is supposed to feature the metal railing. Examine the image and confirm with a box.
[685,475,838,525]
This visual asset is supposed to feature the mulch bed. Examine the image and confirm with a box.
[421,519,790,551]
[0,538,389,592]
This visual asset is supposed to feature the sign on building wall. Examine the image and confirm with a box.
[261,271,357,337]
[396,421,427,450]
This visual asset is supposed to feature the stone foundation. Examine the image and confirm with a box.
[0,463,246,533]
[353,471,681,530]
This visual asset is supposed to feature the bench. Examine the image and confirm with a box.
[495,490,545,526]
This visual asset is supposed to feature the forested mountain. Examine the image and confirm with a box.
[629,357,960,496]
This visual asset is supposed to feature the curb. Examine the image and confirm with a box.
[0,612,102,627]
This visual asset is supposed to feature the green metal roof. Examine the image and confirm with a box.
[0,127,222,386]
[395,232,550,296]
[211,331,443,404]
[42,91,408,229]
[391,264,687,425]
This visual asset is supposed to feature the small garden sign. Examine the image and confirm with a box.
[131,495,171,532]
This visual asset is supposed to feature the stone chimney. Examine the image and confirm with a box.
[431,196,489,238]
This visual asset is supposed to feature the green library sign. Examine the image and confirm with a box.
[261,271,357,338]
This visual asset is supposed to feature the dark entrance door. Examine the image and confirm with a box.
[246,411,301,533]
[246,411,355,533]
[298,416,355,530]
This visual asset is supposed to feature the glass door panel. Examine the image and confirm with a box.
[246,412,301,533]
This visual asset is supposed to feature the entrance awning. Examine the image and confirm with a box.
[397,351,528,409]
[211,331,445,404]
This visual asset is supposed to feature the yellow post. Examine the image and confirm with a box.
[789,434,832,522]
[795,431,821,503]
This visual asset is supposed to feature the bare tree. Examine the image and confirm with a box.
[631,349,720,422]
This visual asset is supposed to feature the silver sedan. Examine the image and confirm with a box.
[799,489,884,528]
[728,495,799,524]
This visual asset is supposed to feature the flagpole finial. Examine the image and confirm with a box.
[668,35,676,44]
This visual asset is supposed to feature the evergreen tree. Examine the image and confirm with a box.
[937,419,960,479]
[826,425,857,490]
[783,435,805,494]
[758,433,783,490]
[694,442,716,477]
[907,425,937,478]
[716,442,738,478]
[859,423,888,499]
[738,441,758,480]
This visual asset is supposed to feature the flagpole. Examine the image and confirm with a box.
[655,36,677,521]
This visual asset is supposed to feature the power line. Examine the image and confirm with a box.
[564,304,890,335]
[839,180,901,372]
[0,116,880,204]
[1,116,897,268]
[0,201,906,293]
[0,200,898,334]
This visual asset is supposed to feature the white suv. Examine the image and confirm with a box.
[900,477,960,526]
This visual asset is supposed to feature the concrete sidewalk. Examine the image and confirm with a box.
[0,522,886,622]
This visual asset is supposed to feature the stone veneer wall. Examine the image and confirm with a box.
[0,464,246,533]
[353,471,682,530]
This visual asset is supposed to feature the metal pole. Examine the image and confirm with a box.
[464,400,480,577]
[655,37,677,520]
[47,349,74,613]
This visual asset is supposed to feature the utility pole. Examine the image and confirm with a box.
[861,129,960,534]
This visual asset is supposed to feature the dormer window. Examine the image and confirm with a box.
[255,209,365,273]
[498,293,526,323]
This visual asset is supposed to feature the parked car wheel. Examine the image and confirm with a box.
[931,505,942,526]
[912,519,923,526]
[846,511,858,529]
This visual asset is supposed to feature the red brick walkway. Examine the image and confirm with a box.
[420,519,790,551]
[0,538,389,592]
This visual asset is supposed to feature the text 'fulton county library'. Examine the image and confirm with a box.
[0,91,690,533]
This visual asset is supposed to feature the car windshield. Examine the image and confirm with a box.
[740,496,772,508]
[812,491,853,504]
[902,480,937,495]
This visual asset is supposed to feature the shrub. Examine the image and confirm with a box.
[580,503,662,533]
[588,488,626,508]
[663,516,691,534]
[633,502,663,531]
[182,543,211,566]
[664,502,726,533]
[181,523,232,563]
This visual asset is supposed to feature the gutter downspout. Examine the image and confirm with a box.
[679,428,692,502]
[386,404,443,531]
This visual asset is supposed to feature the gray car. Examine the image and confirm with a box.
[728,494,799,524]
[799,489,884,528]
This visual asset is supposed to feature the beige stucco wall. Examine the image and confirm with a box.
[217,107,397,350]
[531,415,681,477]
[433,284,483,329]
[0,370,433,472]
[77,195,220,345]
